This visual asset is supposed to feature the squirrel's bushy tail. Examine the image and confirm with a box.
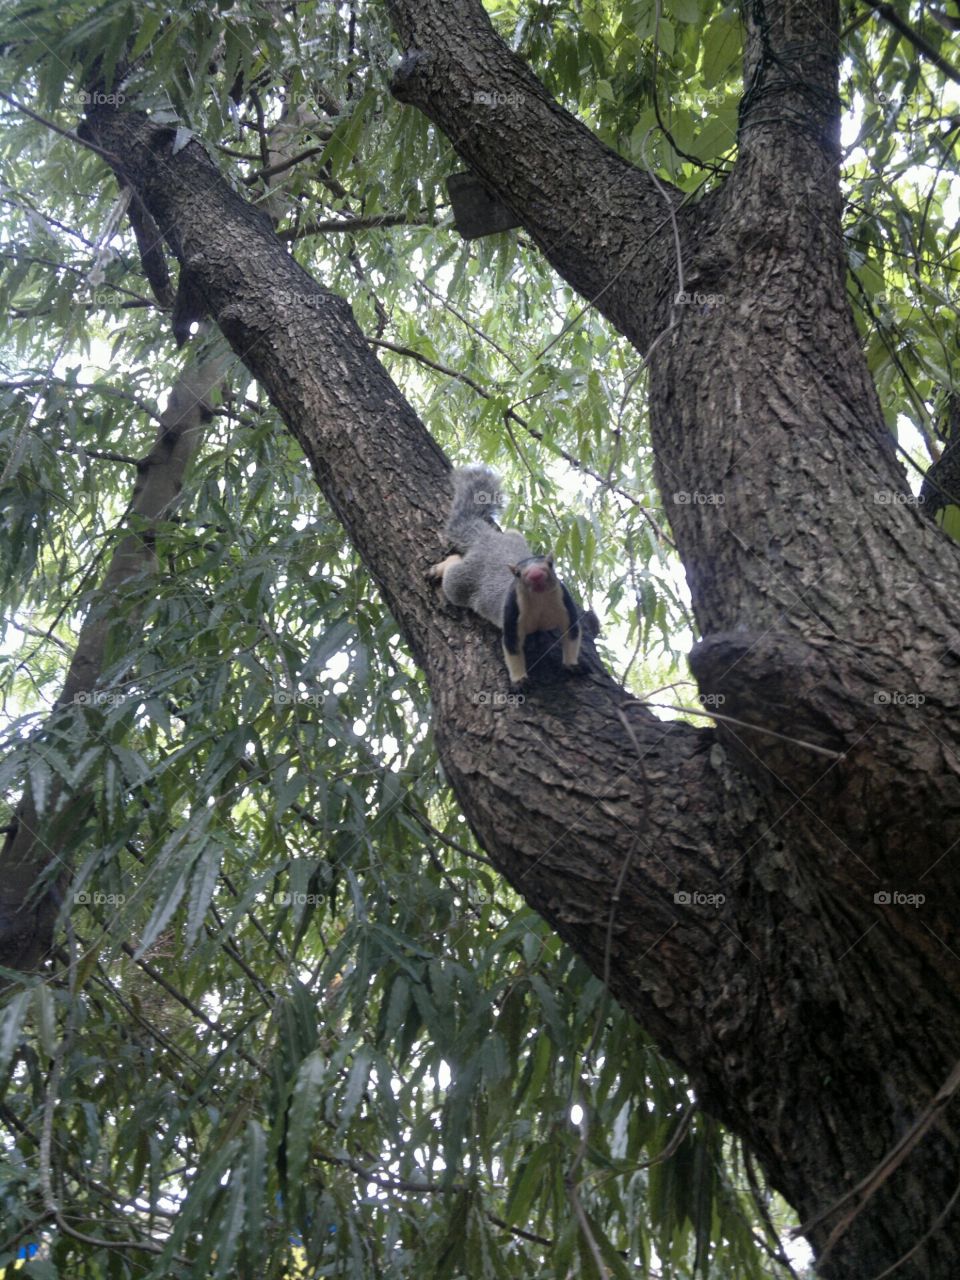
[445,465,503,547]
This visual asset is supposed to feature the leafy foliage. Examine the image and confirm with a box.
[1,0,955,1274]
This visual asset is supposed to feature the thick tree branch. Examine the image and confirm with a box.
[383,0,960,837]
[73,100,960,1277]
[73,104,766,1091]
[737,0,844,193]
[379,8,960,1271]
[386,0,682,353]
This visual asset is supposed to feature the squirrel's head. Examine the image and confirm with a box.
[510,555,556,593]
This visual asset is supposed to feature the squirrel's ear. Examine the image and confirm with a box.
[544,551,554,566]
[508,563,519,576]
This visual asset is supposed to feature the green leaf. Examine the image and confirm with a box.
[669,0,701,23]
[336,1045,373,1136]
[130,8,163,59]
[185,840,221,948]
[504,1143,552,1225]
[701,13,742,88]
[134,867,190,959]
[211,1155,246,1279]
[285,1048,326,1189]
[243,1119,267,1265]
[321,88,376,178]
[0,990,30,1084]
[32,983,57,1060]
[28,755,52,813]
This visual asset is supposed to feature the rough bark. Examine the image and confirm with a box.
[383,1,960,1273]
[74,71,960,1274]
[0,350,226,971]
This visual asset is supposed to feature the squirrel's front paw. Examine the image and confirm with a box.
[563,660,588,676]
[509,676,530,694]
[427,553,462,582]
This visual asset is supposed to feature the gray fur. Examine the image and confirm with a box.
[441,467,531,628]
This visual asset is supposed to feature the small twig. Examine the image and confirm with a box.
[485,1213,553,1246]
[566,1169,610,1278]
[561,703,665,1280]
[418,278,521,370]
[646,701,846,759]
[244,141,331,184]
[651,0,726,174]
[53,443,142,465]
[370,338,675,547]
[864,1,960,87]
[6,618,72,655]
[744,1147,802,1277]
[0,92,120,164]
[283,210,435,239]
[862,1164,960,1280]
[404,804,493,866]
[795,1055,960,1252]
[318,1150,553,1246]
[641,125,684,307]
[36,929,181,1256]
[248,88,271,171]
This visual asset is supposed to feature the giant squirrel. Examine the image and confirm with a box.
[428,466,583,686]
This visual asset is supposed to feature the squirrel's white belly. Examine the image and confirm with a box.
[520,589,568,634]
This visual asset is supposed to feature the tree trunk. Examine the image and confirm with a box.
[0,351,226,971]
[77,9,960,1261]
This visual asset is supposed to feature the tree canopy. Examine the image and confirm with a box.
[0,0,958,1277]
